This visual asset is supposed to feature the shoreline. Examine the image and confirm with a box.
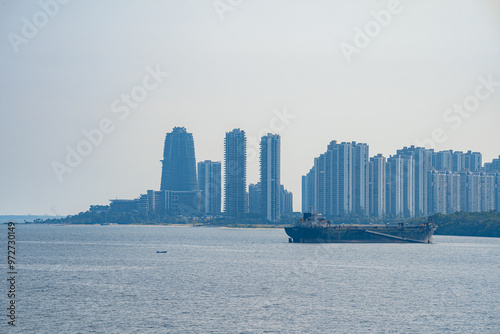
[24,222,285,229]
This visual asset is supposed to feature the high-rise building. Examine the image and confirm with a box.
[428,170,447,215]
[427,170,460,215]
[459,171,481,212]
[493,157,500,172]
[369,154,385,218]
[435,150,453,171]
[260,134,281,222]
[224,129,247,218]
[480,173,496,212]
[446,171,461,214]
[244,191,249,214]
[313,141,353,217]
[402,156,415,218]
[280,185,293,214]
[495,173,500,211]
[336,142,353,216]
[484,156,500,173]
[198,160,222,215]
[386,155,402,217]
[464,151,482,171]
[452,151,464,172]
[352,142,369,216]
[302,167,315,213]
[314,153,327,215]
[160,127,197,191]
[452,171,496,213]
[386,155,414,218]
[397,146,433,217]
[248,183,261,214]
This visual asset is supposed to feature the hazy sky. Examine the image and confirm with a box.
[1,0,500,215]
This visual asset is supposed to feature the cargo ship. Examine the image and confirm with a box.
[285,213,437,243]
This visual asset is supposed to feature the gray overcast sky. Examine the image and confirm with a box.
[1,0,499,215]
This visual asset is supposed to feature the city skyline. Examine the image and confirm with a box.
[101,126,499,219]
[5,120,500,216]
[303,140,500,219]
[1,1,500,215]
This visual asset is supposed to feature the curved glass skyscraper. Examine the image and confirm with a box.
[160,127,197,191]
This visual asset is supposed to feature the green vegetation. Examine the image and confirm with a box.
[32,211,197,225]
[425,211,500,238]
[325,211,500,238]
[30,210,299,227]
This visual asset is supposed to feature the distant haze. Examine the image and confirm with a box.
[1,0,499,215]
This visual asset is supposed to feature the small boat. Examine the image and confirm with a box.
[156,251,168,253]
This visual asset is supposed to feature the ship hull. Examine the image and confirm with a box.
[285,226,437,243]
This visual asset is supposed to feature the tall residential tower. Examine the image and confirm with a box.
[224,129,247,218]
[260,134,281,222]
[198,160,222,215]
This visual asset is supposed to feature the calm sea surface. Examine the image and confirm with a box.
[2,224,499,333]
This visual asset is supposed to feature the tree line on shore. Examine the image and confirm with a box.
[31,210,500,238]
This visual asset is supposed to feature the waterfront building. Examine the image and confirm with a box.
[110,190,202,215]
[428,170,447,214]
[110,199,139,213]
[260,134,281,222]
[446,171,461,214]
[160,127,197,191]
[495,173,500,211]
[480,173,496,212]
[386,155,414,218]
[401,156,415,218]
[313,141,353,217]
[335,141,353,216]
[248,183,261,214]
[434,150,453,171]
[484,156,500,173]
[464,151,482,172]
[89,205,110,213]
[224,129,247,218]
[301,167,315,213]
[452,151,464,172]
[460,171,481,212]
[198,161,222,215]
[280,185,293,214]
[314,154,326,215]
[427,170,460,215]
[369,154,386,218]
[352,142,369,216]
[146,190,201,215]
[397,146,433,217]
